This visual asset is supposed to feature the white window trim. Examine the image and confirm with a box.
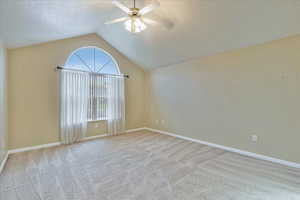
[88,118,107,122]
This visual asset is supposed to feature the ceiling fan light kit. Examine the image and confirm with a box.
[125,16,147,33]
[106,0,160,33]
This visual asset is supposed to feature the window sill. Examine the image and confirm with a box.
[88,118,107,122]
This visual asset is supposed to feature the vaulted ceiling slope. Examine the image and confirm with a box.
[1,0,300,69]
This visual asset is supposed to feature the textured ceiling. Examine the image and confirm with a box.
[1,0,300,69]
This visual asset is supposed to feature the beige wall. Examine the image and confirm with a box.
[8,34,146,149]
[7,32,300,164]
[146,35,300,164]
[0,40,8,163]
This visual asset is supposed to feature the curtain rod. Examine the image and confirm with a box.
[55,66,130,78]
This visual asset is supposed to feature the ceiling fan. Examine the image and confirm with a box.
[105,0,171,33]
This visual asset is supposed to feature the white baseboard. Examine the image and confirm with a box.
[7,128,144,155]
[126,127,146,133]
[81,134,109,141]
[7,127,298,170]
[8,142,61,154]
[144,127,300,169]
[0,152,9,174]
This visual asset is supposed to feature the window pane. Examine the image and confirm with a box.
[94,50,111,72]
[74,48,94,71]
[100,62,119,74]
[65,55,88,71]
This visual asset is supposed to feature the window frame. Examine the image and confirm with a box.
[64,46,121,75]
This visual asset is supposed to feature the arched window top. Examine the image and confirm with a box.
[65,47,120,74]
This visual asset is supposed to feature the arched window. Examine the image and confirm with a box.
[64,47,121,121]
[60,46,126,142]
[65,47,120,75]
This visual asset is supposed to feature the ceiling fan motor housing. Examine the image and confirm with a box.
[130,8,140,16]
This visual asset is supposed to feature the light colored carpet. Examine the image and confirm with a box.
[1,130,300,200]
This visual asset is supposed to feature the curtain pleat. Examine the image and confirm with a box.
[89,74,109,121]
[59,70,89,144]
[107,76,126,136]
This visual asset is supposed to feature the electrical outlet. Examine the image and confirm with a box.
[251,134,258,142]
[95,123,99,128]
[161,120,165,124]
[155,119,159,124]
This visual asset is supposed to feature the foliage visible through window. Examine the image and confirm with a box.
[65,47,120,121]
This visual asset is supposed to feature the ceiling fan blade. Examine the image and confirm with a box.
[105,17,128,24]
[142,18,158,26]
[143,15,173,30]
[138,0,160,16]
[112,0,131,14]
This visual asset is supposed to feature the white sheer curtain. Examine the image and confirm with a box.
[107,76,126,136]
[59,70,89,144]
[89,74,107,121]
